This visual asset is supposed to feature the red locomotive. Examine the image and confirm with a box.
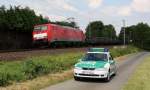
[32,23,85,46]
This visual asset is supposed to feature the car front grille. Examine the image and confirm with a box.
[79,74,99,76]
[82,68,95,70]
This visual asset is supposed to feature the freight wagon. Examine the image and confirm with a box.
[32,24,85,47]
[86,37,120,45]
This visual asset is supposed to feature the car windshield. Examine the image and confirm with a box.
[34,26,47,31]
[82,53,107,61]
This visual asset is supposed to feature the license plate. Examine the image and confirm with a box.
[82,70,93,74]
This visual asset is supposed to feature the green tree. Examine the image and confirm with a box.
[0,5,6,31]
[85,21,104,39]
[85,21,117,40]
[104,24,116,39]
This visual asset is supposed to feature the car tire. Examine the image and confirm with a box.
[113,67,117,76]
[104,71,110,82]
[74,76,80,81]
[113,70,117,76]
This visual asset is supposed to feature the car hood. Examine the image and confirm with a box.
[75,61,107,69]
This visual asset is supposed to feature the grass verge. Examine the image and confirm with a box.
[0,46,140,89]
[1,70,73,90]
[123,55,150,90]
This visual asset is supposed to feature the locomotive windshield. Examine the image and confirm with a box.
[34,26,48,31]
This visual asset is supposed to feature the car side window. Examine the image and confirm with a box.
[109,54,113,61]
[110,53,114,60]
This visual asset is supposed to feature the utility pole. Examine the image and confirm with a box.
[123,20,126,46]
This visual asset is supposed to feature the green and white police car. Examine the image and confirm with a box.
[74,48,117,82]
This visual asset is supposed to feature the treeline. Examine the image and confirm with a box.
[85,21,117,45]
[0,6,77,50]
[0,5,78,33]
[119,23,150,50]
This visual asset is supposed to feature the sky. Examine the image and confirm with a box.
[0,0,150,35]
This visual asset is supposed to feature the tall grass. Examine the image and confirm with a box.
[110,46,140,57]
[0,46,140,86]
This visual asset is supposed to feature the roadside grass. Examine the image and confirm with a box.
[123,55,150,90]
[0,52,83,87]
[110,45,141,57]
[0,46,140,89]
[1,70,73,90]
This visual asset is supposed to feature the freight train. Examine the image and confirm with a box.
[32,23,86,47]
[86,37,120,45]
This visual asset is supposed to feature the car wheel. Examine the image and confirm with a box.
[74,76,80,81]
[113,70,117,76]
[113,67,117,76]
[104,71,110,82]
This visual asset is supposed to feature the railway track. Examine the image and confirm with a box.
[0,45,120,61]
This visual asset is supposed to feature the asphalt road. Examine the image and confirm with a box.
[43,52,149,90]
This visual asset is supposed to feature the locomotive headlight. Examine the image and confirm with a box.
[42,33,48,38]
[42,33,47,37]
[33,33,47,39]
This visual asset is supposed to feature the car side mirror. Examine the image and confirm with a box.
[109,60,115,64]
[109,56,114,61]
[112,57,114,60]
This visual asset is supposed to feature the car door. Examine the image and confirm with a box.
[111,54,117,72]
[109,55,115,74]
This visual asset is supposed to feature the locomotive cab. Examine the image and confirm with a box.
[32,25,49,45]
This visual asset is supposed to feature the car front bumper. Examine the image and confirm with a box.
[74,69,108,79]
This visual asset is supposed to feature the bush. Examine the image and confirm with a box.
[110,46,140,57]
[21,53,82,80]
[0,73,10,86]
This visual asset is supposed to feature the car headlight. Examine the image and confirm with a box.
[95,68,108,71]
[74,67,82,70]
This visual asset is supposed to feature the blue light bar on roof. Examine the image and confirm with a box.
[88,48,109,52]
[104,48,109,52]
